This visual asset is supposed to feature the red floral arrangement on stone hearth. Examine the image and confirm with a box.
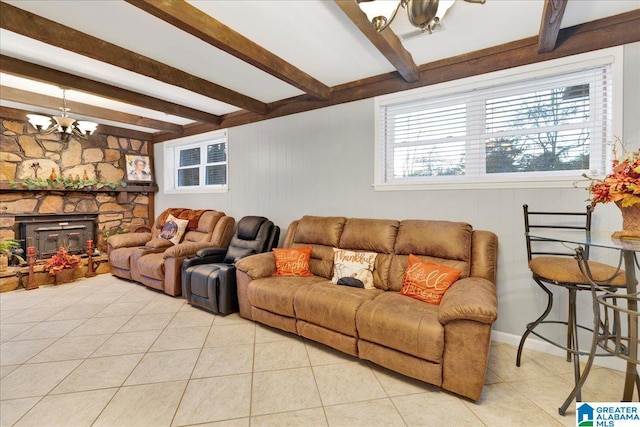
[44,247,81,276]
[586,141,640,208]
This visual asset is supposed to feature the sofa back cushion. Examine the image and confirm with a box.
[387,220,473,291]
[152,209,229,244]
[285,216,346,278]
[183,210,225,243]
[339,218,399,290]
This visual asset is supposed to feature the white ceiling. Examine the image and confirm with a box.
[0,0,638,138]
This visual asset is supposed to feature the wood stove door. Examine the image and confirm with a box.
[37,226,63,258]
[62,226,87,254]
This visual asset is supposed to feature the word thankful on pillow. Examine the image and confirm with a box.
[400,254,461,305]
[273,246,313,277]
[331,249,377,290]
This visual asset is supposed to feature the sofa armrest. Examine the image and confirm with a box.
[108,232,151,250]
[163,242,218,259]
[438,277,497,325]
[235,252,276,279]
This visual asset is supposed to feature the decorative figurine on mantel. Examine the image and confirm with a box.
[30,162,41,179]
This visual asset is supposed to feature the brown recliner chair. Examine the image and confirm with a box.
[108,208,235,296]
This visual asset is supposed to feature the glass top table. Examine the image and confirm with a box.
[527,229,640,253]
[527,229,639,408]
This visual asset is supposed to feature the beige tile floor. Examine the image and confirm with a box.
[0,274,634,427]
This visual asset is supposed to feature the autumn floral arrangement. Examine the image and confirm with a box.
[44,247,81,276]
[585,140,640,208]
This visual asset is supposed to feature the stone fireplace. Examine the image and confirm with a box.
[0,117,156,292]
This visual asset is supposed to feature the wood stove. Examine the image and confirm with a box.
[15,214,97,258]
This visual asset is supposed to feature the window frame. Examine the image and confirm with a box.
[373,47,624,191]
[163,129,229,194]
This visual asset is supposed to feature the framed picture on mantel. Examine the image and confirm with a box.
[125,154,153,184]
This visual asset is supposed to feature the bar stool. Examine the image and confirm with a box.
[517,204,626,407]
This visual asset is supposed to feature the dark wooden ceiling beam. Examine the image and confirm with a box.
[0,105,154,140]
[126,0,331,100]
[96,124,154,141]
[334,0,420,83]
[0,86,184,133]
[154,9,640,142]
[0,2,268,115]
[0,55,221,125]
[538,0,568,53]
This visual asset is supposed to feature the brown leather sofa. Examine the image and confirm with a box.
[236,215,498,400]
[108,208,235,296]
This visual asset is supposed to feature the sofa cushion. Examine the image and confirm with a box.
[293,216,346,247]
[395,220,472,265]
[356,292,444,363]
[295,282,383,337]
[145,238,174,249]
[109,247,137,270]
[273,246,313,276]
[137,252,165,280]
[331,249,377,289]
[339,218,399,253]
[400,255,462,305]
[247,276,325,317]
[182,210,226,243]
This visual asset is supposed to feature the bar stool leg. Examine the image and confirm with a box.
[568,289,581,402]
[517,281,554,367]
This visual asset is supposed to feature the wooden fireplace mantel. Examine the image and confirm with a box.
[0,182,158,194]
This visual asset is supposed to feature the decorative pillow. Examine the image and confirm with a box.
[159,214,188,245]
[331,249,377,290]
[400,254,462,305]
[273,246,313,277]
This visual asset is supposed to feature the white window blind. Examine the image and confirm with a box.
[164,130,228,193]
[376,59,614,188]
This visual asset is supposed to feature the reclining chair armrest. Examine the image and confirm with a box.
[163,242,220,259]
[108,232,152,250]
[235,252,276,279]
[438,277,498,325]
[182,248,227,270]
[197,247,227,258]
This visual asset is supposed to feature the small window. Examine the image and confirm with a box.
[375,49,621,190]
[164,130,228,193]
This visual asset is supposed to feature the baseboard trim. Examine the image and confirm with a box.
[491,330,627,372]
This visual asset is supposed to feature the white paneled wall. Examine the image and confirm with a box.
[156,42,640,352]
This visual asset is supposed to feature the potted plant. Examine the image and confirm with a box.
[0,239,24,272]
[585,139,640,238]
[44,247,81,284]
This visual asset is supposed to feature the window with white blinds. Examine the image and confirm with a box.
[375,50,620,190]
[164,130,228,193]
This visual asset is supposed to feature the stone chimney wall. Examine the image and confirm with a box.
[0,118,153,247]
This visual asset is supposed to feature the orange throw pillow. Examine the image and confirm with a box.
[400,254,461,305]
[273,246,313,277]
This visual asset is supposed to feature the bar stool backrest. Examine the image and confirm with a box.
[523,204,593,262]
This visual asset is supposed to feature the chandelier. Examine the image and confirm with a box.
[357,0,485,33]
[27,89,99,142]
